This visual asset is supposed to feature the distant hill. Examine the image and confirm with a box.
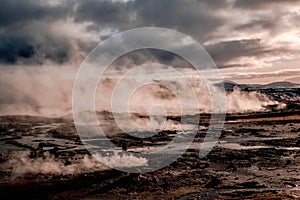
[284,77,300,84]
[220,81,239,91]
[261,81,300,89]
[216,81,300,91]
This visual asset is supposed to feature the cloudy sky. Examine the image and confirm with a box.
[1,0,300,84]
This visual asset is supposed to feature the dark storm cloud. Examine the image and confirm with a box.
[234,0,299,9]
[0,0,74,64]
[74,0,227,41]
[205,38,297,67]
[0,22,72,64]
[0,0,229,65]
[0,35,34,64]
[132,0,224,40]
[74,0,131,28]
[0,0,69,27]
[111,49,193,70]
[217,63,249,69]
[234,19,275,31]
[198,0,229,8]
[205,39,262,65]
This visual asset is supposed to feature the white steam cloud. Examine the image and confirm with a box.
[226,88,280,113]
[0,65,279,116]
[2,151,106,176]
[2,151,147,177]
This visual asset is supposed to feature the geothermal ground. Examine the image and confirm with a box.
[0,110,300,199]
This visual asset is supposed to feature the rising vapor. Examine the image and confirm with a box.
[0,65,280,116]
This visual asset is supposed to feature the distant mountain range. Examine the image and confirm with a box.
[216,81,300,91]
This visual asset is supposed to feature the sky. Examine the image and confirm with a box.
[0,0,299,83]
[0,0,299,116]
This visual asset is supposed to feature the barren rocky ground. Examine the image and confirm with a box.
[0,110,300,199]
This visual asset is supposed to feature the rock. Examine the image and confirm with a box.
[205,177,221,188]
